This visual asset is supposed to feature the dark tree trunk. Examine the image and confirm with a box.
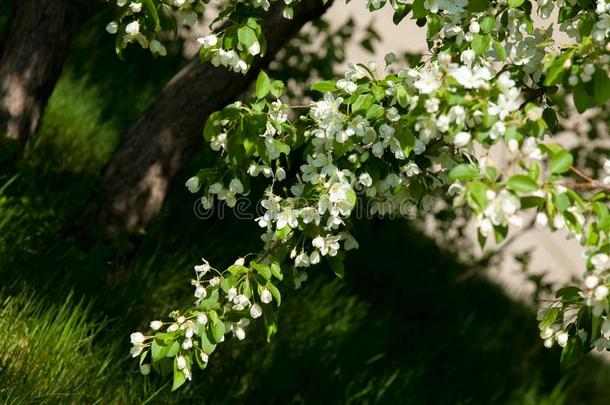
[95,0,331,236]
[0,0,77,146]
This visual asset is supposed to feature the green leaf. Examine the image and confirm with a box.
[554,192,571,212]
[542,108,558,132]
[352,94,374,114]
[142,0,160,29]
[366,104,385,120]
[566,189,586,210]
[506,175,538,193]
[556,286,581,301]
[492,40,507,61]
[328,256,345,278]
[371,84,385,101]
[593,202,610,232]
[494,225,508,244]
[237,25,257,49]
[549,150,573,174]
[274,225,291,241]
[477,229,487,249]
[592,313,602,346]
[151,339,169,361]
[255,71,271,99]
[396,85,409,108]
[203,112,221,142]
[508,0,525,7]
[209,311,225,343]
[520,196,545,209]
[479,15,495,33]
[395,126,415,157]
[251,261,271,280]
[561,337,583,370]
[270,80,284,98]
[198,289,220,311]
[468,181,488,210]
[544,52,572,86]
[484,166,499,181]
[540,307,559,330]
[471,34,491,56]
[227,264,248,274]
[311,80,337,92]
[594,69,610,104]
[449,164,479,181]
[166,341,180,357]
[263,307,278,342]
[529,161,541,181]
[468,0,490,12]
[411,0,427,18]
[270,261,283,280]
[200,328,217,354]
[573,82,596,113]
[172,361,187,391]
[156,357,173,377]
[266,282,281,306]
[392,3,410,25]
[346,188,357,209]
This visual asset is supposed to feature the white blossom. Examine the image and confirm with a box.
[106,22,119,34]
[140,364,151,375]
[176,356,187,370]
[150,320,163,330]
[453,131,471,147]
[125,21,140,36]
[260,288,272,304]
[592,253,609,271]
[250,303,263,318]
[585,275,600,289]
[197,34,218,48]
[130,332,145,345]
[185,176,200,193]
[413,68,442,94]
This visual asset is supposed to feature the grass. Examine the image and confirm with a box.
[0,289,113,403]
[1,5,610,404]
[29,10,185,173]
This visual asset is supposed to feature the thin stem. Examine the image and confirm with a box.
[568,167,610,192]
[285,104,313,109]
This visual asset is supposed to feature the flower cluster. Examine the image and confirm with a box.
[106,0,300,72]
[130,255,282,388]
[124,0,610,389]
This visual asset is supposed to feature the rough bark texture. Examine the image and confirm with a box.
[96,0,332,236]
[0,0,77,145]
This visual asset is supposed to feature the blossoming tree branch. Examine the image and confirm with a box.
[107,0,610,389]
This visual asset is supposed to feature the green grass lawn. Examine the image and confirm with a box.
[1,6,610,404]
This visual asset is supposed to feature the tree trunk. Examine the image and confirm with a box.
[95,0,332,236]
[0,0,77,146]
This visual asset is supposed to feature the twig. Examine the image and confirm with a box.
[568,167,610,192]
[285,104,313,109]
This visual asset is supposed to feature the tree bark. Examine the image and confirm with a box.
[0,0,77,146]
[95,0,332,236]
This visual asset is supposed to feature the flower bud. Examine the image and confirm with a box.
[140,364,151,375]
[260,288,272,304]
[150,320,163,330]
[250,303,263,319]
[130,332,145,344]
[468,21,480,34]
[176,356,187,370]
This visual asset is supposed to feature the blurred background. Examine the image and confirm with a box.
[1,1,610,403]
